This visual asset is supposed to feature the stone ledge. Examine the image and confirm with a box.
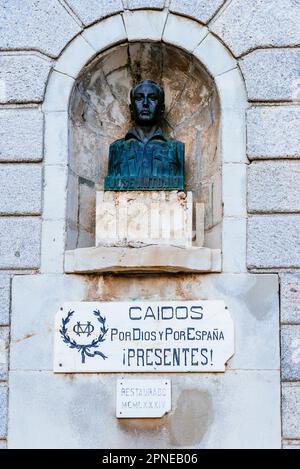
[64,245,221,273]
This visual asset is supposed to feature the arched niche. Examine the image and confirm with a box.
[41,12,248,275]
[67,42,221,251]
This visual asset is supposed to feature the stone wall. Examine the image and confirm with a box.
[9,273,280,448]
[0,0,299,449]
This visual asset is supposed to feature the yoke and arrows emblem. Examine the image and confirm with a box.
[60,310,108,364]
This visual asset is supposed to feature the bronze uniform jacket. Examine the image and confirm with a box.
[107,127,185,178]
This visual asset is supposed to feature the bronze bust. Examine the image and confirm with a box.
[104,80,185,191]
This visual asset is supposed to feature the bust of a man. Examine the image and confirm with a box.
[104,80,185,191]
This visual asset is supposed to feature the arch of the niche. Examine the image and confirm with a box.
[41,11,248,275]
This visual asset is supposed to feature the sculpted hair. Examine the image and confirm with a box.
[130,80,165,105]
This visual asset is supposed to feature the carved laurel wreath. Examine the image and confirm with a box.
[60,309,108,364]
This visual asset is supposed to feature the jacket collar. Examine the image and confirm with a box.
[125,127,167,143]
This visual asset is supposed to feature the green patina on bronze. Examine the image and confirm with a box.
[104,80,185,191]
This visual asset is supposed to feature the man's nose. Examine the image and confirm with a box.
[142,96,150,107]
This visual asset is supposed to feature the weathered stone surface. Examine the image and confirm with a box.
[10,274,87,370]
[0,165,42,215]
[223,218,246,273]
[247,216,300,269]
[281,326,300,381]
[8,369,280,448]
[43,165,68,220]
[96,191,194,248]
[81,15,127,54]
[0,275,10,326]
[65,245,220,273]
[127,0,165,9]
[0,327,9,381]
[10,273,279,373]
[0,0,80,57]
[54,35,95,79]
[170,0,224,24]
[66,0,123,26]
[66,172,78,231]
[10,273,280,444]
[78,179,95,235]
[240,49,300,101]
[0,384,8,439]
[281,274,300,324]
[214,274,279,371]
[282,440,300,449]
[0,108,43,162]
[205,224,222,251]
[42,71,74,112]
[248,162,300,213]
[223,163,246,217]
[215,68,247,163]
[124,9,167,41]
[40,220,65,274]
[247,106,300,159]
[0,54,51,103]
[163,13,208,52]
[0,217,41,269]
[194,32,236,77]
[211,0,300,57]
[44,112,68,165]
[282,383,300,438]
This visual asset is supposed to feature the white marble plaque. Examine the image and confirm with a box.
[54,301,234,373]
[116,379,171,418]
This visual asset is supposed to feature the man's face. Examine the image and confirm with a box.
[130,83,164,126]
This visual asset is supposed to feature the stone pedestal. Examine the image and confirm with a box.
[65,191,214,274]
[96,191,201,248]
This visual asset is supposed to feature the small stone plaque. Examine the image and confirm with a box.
[116,379,171,418]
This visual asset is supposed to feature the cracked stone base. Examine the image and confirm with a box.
[96,191,199,248]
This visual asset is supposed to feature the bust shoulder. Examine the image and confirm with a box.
[170,138,184,145]
[109,138,126,149]
[167,139,185,152]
